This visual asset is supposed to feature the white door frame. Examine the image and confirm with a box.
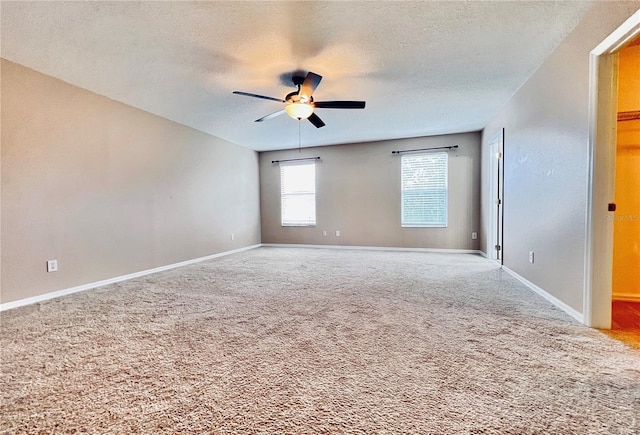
[584,10,640,328]
[488,129,504,263]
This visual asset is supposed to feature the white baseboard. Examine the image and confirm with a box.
[502,266,584,324]
[0,244,261,312]
[261,243,483,255]
[612,293,640,302]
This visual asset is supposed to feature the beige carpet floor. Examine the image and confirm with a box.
[1,247,639,434]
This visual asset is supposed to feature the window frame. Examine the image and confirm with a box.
[400,151,448,228]
[280,161,317,227]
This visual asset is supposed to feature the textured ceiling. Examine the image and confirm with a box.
[1,1,594,151]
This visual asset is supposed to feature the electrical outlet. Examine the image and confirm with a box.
[47,259,58,272]
[472,232,478,240]
[529,251,534,263]
[230,233,235,241]
[335,230,341,237]
[322,230,327,236]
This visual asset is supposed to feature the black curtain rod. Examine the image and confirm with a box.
[271,156,321,164]
[392,145,458,155]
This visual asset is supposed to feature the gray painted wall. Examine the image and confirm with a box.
[260,132,481,249]
[480,2,640,313]
[1,59,261,304]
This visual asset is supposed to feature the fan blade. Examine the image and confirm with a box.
[307,113,326,128]
[299,72,322,98]
[313,101,366,109]
[233,91,285,103]
[255,109,286,122]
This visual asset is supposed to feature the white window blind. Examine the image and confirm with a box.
[401,152,448,227]
[280,162,316,226]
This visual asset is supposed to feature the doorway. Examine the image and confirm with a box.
[488,129,504,264]
[585,10,640,329]
[609,36,640,347]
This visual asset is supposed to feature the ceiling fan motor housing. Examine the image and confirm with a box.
[285,91,313,104]
[287,75,313,103]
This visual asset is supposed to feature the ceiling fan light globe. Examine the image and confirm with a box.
[285,103,314,120]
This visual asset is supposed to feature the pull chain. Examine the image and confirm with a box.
[298,119,302,153]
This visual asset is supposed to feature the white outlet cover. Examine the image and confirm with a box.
[47,260,58,272]
[335,231,341,237]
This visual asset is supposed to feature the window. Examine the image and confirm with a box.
[280,161,316,226]
[401,152,448,227]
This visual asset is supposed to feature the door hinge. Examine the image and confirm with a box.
[495,245,501,251]
[495,198,502,205]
